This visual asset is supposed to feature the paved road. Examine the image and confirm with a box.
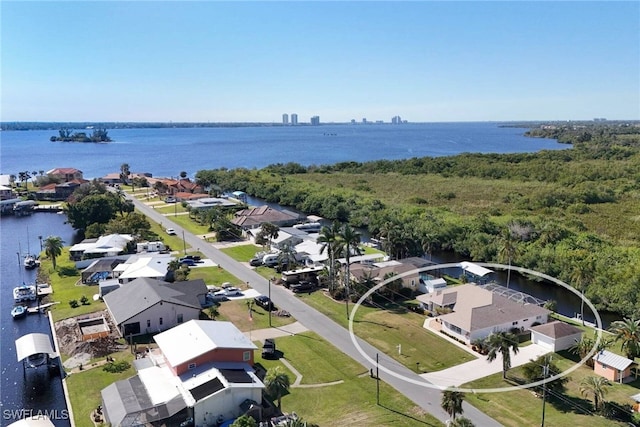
[127,194,502,427]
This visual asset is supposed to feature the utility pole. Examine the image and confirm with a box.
[541,355,551,427]
[376,353,380,405]
[268,279,272,327]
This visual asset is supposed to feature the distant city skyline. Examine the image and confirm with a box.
[2,2,638,122]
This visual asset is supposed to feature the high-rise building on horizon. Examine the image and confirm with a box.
[391,115,402,124]
[282,113,289,125]
[291,113,298,125]
[310,115,320,126]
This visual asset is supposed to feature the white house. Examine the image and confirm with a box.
[69,234,134,261]
[530,321,583,352]
[113,254,172,283]
[101,320,264,426]
[104,278,206,337]
[417,284,550,344]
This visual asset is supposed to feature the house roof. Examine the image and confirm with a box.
[530,321,583,339]
[103,278,204,325]
[593,350,636,371]
[154,320,257,368]
[47,167,82,175]
[70,234,133,254]
[117,255,172,280]
[232,205,300,228]
[420,284,549,333]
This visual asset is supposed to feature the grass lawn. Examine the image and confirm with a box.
[297,290,475,372]
[215,299,296,331]
[220,243,263,261]
[38,249,105,321]
[188,265,244,287]
[254,332,444,426]
[66,350,135,427]
[462,350,639,427]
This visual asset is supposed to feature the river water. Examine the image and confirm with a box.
[0,213,77,427]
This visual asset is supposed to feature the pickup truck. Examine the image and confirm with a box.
[290,281,315,293]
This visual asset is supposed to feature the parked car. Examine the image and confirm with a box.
[290,281,315,293]
[166,228,176,235]
[206,292,228,303]
[179,258,196,266]
[262,338,276,359]
[216,287,242,297]
[249,257,263,267]
[254,295,274,311]
[183,255,202,262]
[165,196,177,203]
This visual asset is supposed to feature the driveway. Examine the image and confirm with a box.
[422,343,551,388]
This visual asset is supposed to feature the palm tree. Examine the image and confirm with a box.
[119,163,130,185]
[569,334,612,367]
[569,254,593,326]
[264,366,291,410]
[441,388,464,421]
[608,316,640,360]
[261,222,280,249]
[486,331,519,379]
[318,222,340,292]
[336,223,361,318]
[43,236,64,270]
[580,376,610,411]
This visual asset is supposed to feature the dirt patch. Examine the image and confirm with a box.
[55,310,126,369]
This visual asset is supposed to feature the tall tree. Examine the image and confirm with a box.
[570,256,593,326]
[318,222,340,293]
[608,316,640,360]
[260,222,280,249]
[441,389,465,421]
[498,228,519,289]
[337,223,361,315]
[264,366,291,410]
[579,376,610,411]
[43,236,64,270]
[119,163,130,185]
[486,331,520,379]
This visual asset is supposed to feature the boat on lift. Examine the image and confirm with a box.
[11,305,28,319]
[13,284,37,302]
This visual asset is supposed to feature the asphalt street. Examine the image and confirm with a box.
[126,193,502,427]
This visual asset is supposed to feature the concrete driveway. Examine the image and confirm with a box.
[422,343,551,388]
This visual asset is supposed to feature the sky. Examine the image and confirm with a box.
[1,1,639,123]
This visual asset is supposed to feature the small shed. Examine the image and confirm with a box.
[593,350,637,383]
[530,321,583,352]
[419,278,447,294]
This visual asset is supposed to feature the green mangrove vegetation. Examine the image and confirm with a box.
[196,122,640,317]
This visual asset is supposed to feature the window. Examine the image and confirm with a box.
[188,363,196,370]
[147,320,151,328]
[159,317,163,326]
[243,351,251,362]
[177,314,183,324]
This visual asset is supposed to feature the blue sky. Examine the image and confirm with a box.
[2,1,638,123]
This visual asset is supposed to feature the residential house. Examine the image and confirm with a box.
[81,258,125,284]
[112,254,172,284]
[417,284,550,344]
[35,181,85,201]
[101,320,263,426]
[0,184,14,200]
[232,205,301,231]
[186,197,239,211]
[593,350,637,383]
[46,167,84,182]
[69,234,134,261]
[103,277,207,337]
[530,321,583,352]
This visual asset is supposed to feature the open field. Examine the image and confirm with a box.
[254,332,444,426]
[297,290,475,372]
[216,298,296,331]
[220,243,263,261]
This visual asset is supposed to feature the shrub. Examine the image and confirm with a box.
[68,299,79,308]
[103,360,131,373]
[80,295,90,305]
[58,266,79,277]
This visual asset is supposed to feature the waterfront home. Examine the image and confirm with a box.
[593,350,638,383]
[185,196,239,210]
[417,284,550,345]
[112,254,172,283]
[0,184,14,200]
[46,167,84,182]
[69,233,134,261]
[232,205,301,231]
[101,320,264,426]
[35,180,86,201]
[103,277,207,337]
[530,320,583,352]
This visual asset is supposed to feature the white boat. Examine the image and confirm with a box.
[13,284,37,302]
[11,305,28,319]
[23,254,38,270]
[293,222,322,233]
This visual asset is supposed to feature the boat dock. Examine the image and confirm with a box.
[26,302,59,315]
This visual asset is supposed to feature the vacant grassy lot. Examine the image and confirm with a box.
[66,350,135,427]
[220,243,263,261]
[216,299,296,331]
[297,290,475,372]
[254,332,444,426]
[462,350,639,427]
[188,265,244,287]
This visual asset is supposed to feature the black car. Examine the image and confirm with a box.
[290,281,315,293]
[262,338,276,359]
[249,257,263,267]
[254,295,274,311]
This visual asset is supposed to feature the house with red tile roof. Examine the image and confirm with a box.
[46,167,84,182]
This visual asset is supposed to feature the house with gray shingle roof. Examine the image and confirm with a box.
[231,205,301,230]
[418,284,550,344]
[104,277,206,337]
[530,320,583,352]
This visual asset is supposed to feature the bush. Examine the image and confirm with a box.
[68,299,79,308]
[58,266,79,277]
[80,295,90,305]
[103,360,131,373]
